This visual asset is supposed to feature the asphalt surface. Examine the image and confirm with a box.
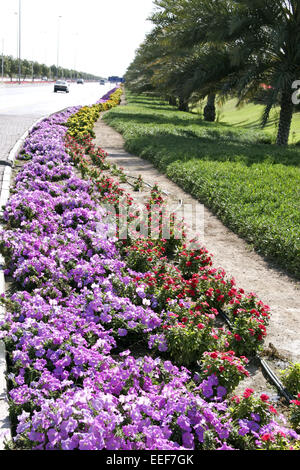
[0,81,112,115]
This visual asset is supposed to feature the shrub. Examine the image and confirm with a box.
[280,363,300,397]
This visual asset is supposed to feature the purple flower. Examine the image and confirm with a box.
[217,386,227,399]
[118,328,128,337]
[251,413,261,422]
[47,429,60,446]
[177,415,191,432]
[202,385,213,398]
[182,432,194,449]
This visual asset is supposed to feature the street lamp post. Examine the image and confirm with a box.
[18,0,22,84]
[57,15,62,79]
[1,39,4,82]
[73,32,79,80]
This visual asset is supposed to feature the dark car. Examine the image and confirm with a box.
[54,80,69,93]
[100,79,105,85]
[77,79,84,84]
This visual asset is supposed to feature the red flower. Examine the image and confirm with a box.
[210,352,218,359]
[231,396,240,404]
[261,433,272,442]
[243,388,254,398]
[234,334,242,342]
[260,394,269,402]
[197,323,205,330]
[290,399,300,406]
[269,405,278,414]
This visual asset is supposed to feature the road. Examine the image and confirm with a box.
[0,81,114,116]
[0,81,115,176]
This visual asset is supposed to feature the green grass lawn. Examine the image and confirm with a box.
[213,98,300,145]
[103,92,300,279]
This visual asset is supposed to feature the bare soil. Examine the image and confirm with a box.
[92,99,300,401]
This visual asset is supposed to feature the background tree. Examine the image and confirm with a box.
[40,63,49,79]
[21,59,31,80]
[50,65,57,80]
[32,61,41,80]
[5,56,18,81]
[220,0,300,145]
[125,0,300,144]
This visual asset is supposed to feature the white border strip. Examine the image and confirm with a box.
[0,114,47,450]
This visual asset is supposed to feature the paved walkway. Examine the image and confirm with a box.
[0,114,41,180]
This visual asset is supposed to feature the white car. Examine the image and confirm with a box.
[54,80,70,93]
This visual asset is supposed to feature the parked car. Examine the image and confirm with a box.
[100,79,105,85]
[77,78,84,84]
[54,80,70,93]
[42,76,48,81]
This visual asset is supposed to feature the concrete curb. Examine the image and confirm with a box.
[0,114,47,450]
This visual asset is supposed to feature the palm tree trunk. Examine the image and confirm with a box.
[203,93,216,122]
[276,90,294,146]
[261,101,273,129]
[178,96,189,112]
[168,95,177,106]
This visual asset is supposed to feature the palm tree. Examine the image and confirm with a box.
[150,0,236,120]
[216,0,300,145]
[152,0,300,145]
[181,44,241,120]
[125,26,195,110]
[124,31,159,94]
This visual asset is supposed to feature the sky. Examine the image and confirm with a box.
[0,0,156,77]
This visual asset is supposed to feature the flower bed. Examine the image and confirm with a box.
[0,88,299,450]
[65,122,271,364]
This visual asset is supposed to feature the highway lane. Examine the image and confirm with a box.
[0,81,116,176]
[0,81,114,116]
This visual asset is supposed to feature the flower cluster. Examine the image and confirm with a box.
[199,351,250,395]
